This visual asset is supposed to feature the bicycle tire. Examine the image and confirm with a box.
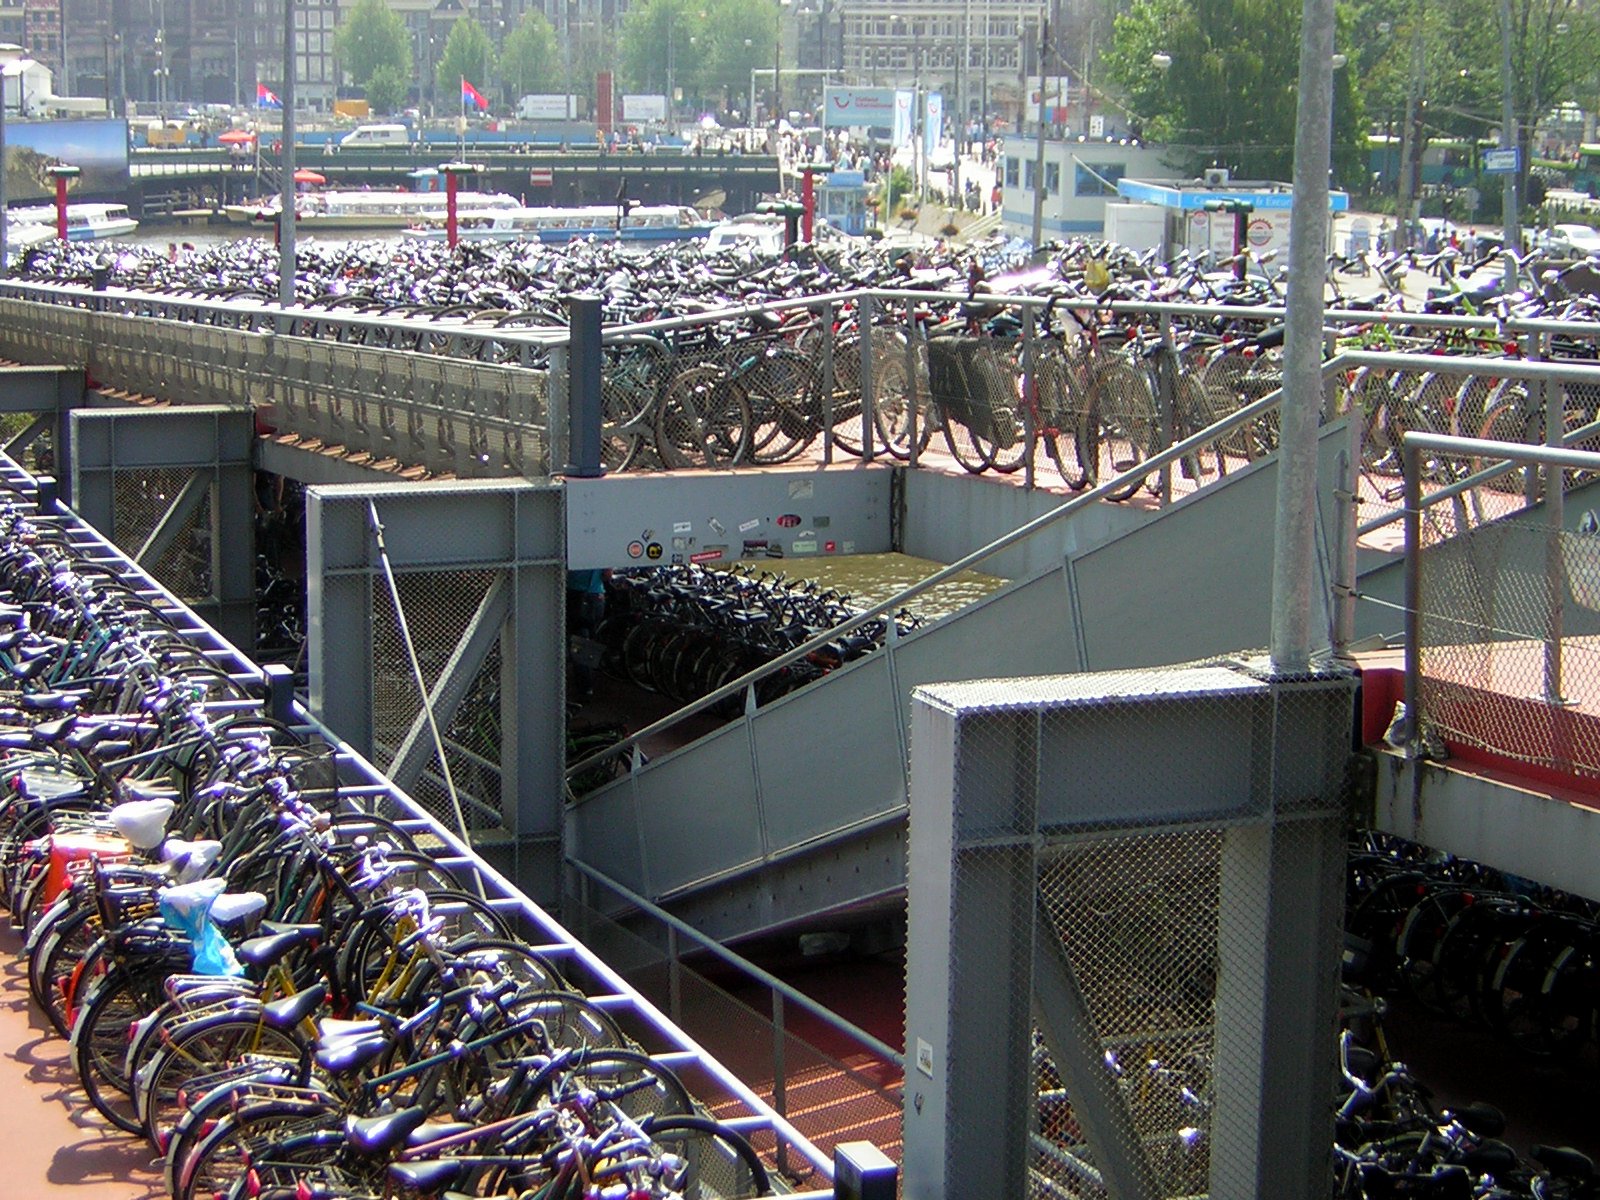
[1091,361,1158,501]
[642,1114,775,1198]
[655,365,751,470]
[743,348,819,466]
[139,1011,308,1150]
[72,967,165,1133]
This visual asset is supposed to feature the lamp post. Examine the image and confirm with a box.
[1497,0,1519,285]
[1030,12,1046,248]
[439,161,477,247]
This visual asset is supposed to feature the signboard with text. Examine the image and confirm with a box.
[621,94,667,124]
[1483,148,1519,174]
[822,87,898,129]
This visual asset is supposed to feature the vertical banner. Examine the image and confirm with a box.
[893,90,914,149]
[923,91,943,162]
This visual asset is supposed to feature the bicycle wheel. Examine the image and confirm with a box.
[178,1108,341,1200]
[72,967,166,1133]
[140,1012,308,1150]
[642,1114,775,1198]
[1032,344,1088,489]
[873,336,933,461]
[603,341,672,472]
[744,348,820,465]
[1091,361,1158,501]
[655,365,751,470]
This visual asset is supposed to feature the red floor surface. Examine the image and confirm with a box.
[0,925,162,1200]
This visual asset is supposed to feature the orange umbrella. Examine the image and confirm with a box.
[293,168,327,185]
[217,130,256,145]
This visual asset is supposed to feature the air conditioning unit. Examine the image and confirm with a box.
[1203,167,1230,187]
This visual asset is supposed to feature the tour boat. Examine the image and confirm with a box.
[417,203,715,244]
[6,203,139,241]
[222,189,519,229]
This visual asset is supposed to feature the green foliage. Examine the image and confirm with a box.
[335,0,411,92]
[1102,0,1364,181]
[619,0,778,115]
[883,164,914,217]
[438,17,496,104]
[365,63,409,115]
[498,10,560,103]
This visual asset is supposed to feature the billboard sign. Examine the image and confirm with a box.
[1,119,129,202]
[517,94,577,120]
[822,87,898,129]
[621,94,667,124]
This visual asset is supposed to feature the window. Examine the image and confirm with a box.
[1074,161,1125,197]
[1045,162,1060,195]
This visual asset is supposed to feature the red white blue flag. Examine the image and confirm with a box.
[256,82,282,109]
[461,78,489,111]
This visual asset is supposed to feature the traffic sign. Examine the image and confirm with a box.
[1483,148,1519,174]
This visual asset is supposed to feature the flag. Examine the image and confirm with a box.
[461,78,489,111]
[256,83,282,109]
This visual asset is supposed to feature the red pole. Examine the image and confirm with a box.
[54,176,70,242]
[801,170,816,242]
[446,170,460,248]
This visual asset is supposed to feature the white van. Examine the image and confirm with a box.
[339,124,410,149]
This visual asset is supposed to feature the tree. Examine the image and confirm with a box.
[498,10,559,104]
[618,0,774,118]
[366,63,409,115]
[1102,0,1364,182]
[335,0,411,97]
[438,17,496,106]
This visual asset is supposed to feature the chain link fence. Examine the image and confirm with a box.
[111,466,214,603]
[369,565,506,834]
[1419,514,1600,780]
[910,666,1351,1199]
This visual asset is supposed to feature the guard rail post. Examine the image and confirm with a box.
[773,990,789,1178]
[820,299,836,465]
[859,294,876,461]
[834,1142,898,1200]
[1542,332,1566,707]
[1403,440,1423,757]
[667,925,683,1025]
[1158,310,1176,505]
[1021,303,1038,491]
[904,298,922,469]
[564,293,604,477]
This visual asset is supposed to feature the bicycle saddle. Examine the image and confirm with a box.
[345,1104,429,1155]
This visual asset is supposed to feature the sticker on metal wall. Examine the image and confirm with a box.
[690,546,726,563]
[739,518,760,533]
[788,479,814,501]
[776,513,801,528]
[708,517,725,536]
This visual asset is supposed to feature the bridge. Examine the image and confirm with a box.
[1,276,1597,1195]
[128,146,782,216]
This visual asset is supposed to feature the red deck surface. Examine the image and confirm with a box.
[0,925,162,1200]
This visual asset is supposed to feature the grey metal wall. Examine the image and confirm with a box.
[567,425,1353,942]
[564,466,894,570]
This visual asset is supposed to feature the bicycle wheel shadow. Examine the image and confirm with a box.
[0,925,163,1198]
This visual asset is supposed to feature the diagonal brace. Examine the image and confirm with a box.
[134,470,209,568]
[1032,902,1161,1200]
[387,572,509,793]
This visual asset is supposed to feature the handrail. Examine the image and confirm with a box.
[565,350,1328,787]
[569,858,906,1068]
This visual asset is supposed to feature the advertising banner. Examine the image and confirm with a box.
[1,119,129,202]
[821,86,898,129]
[621,94,667,123]
[893,90,913,148]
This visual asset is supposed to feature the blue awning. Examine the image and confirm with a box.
[1116,179,1349,212]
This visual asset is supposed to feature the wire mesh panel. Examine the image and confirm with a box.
[369,567,504,833]
[904,664,1353,1200]
[112,466,214,603]
[1419,516,1600,779]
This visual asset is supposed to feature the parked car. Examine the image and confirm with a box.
[1538,223,1600,258]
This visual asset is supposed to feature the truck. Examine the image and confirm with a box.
[339,123,411,149]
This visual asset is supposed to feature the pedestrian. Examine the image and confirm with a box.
[1464,227,1480,263]
[990,183,1002,214]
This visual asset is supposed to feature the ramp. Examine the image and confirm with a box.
[566,424,1351,942]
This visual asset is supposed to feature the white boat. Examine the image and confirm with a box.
[703,212,848,255]
[416,203,715,245]
[6,202,139,241]
[4,219,55,250]
[222,189,520,229]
